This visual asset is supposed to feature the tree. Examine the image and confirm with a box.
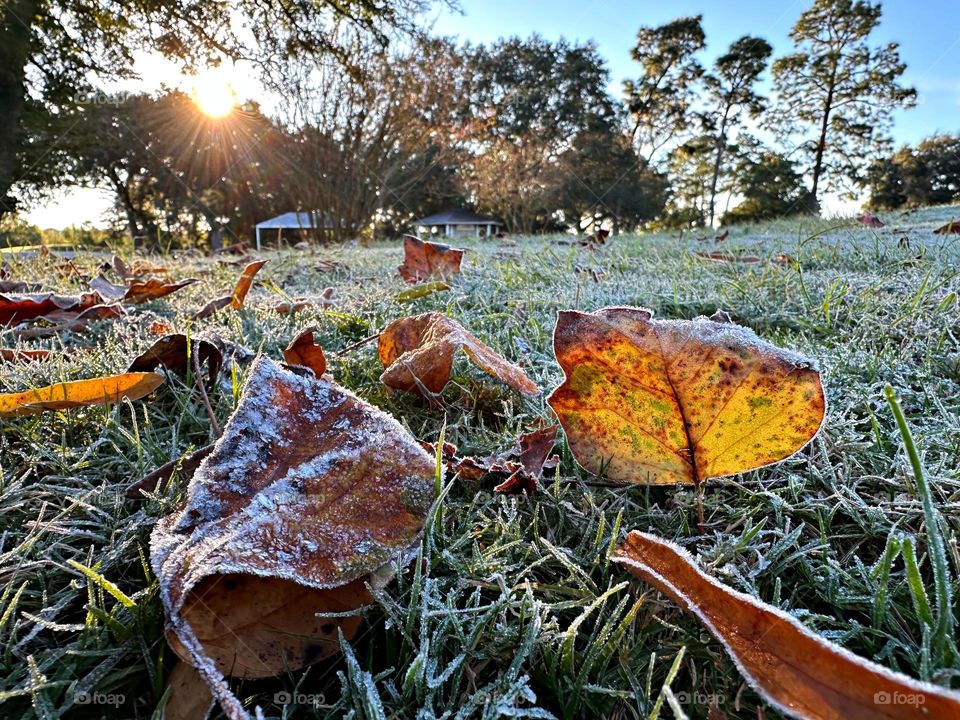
[701,36,772,226]
[623,16,705,165]
[463,36,621,233]
[866,134,960,210]
[554,131,667,234]
[722,143,814,224]
[767,0,915,210]
[661,135,716,228]
[0,0,439,222]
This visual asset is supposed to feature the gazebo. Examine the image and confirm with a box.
[254,211,332,249]
[413,209,503,238]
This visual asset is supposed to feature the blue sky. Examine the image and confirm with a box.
[25,0,960,227]
[432,0,960,146]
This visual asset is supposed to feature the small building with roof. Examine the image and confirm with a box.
[413,209,503,238]
[255,211,333,249]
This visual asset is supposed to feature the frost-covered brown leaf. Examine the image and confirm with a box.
[398,235,464,283]
[151,357,436,719]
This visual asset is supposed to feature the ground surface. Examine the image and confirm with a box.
[1,206,959,720]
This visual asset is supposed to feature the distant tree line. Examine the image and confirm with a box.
[0,0,938,246]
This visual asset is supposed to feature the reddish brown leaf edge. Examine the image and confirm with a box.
[613,530,960,720]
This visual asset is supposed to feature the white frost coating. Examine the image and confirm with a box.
[612,531,960,720]
[150,356,435,720]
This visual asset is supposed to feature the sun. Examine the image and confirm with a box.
[189,69,238,117]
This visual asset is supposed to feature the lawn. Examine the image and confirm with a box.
[1,205,959,720]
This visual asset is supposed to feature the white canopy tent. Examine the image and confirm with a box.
[254,211,330,250]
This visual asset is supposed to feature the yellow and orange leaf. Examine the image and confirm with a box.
[613,530,960,720]
[378,312,539,397]
[0,372,164,418]
[548,307,824,485]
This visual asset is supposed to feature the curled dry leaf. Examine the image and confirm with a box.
[192,260,267,319]
[274,287,334,314]
[283,327,327,377]
[150,357,435,718]
[0,372,164,418]
[230,260,267,309]
[548,307,825,485]
[0,291,107,325]
[856,212,885,228]
[450,422,559,494]
[127,444,215,499]
[128,333,223,387]
[580,228,609,247]
[378,312,539,397]
[613,530,960,720]
[933,220,960,235]
[398,235,464,284]
[94,276,198,304]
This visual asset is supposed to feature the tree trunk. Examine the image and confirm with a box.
[810,61,839,214]
[106,166,144,244]
[707,107,731,228]
[0,0,38,220]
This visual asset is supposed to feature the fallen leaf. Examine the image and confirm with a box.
[162,662,213,720]
[0,291,107,325]
[274,288,335,313]
[613,530,960,720]
[395,281,450,302]
[230,260,267,309]
[283,327,327,377]
[127,444,215,499]
[378,312,539,397]
[933,220,960,235]
[192,295,232,320]
[90,275,198,305]
[398,235,464,284]
[0,372,164,418]
[580,228,610,247]
[0,348,51,362]
[715,229,730,242]
[213,241,250,256]
[449,423,558,494]
[856,212,885,228]
[693,251,762,264]
[548,307,824,486]
[128,334,223,387]
[151,357,435,717]
[192,260,267,319]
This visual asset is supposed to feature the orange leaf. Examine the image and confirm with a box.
[398,235,464,284]
[0,372,164,418]
[124,277,198,304]
[230,260,267,309]
[548,307,824,485]
[283,327,327,377]
[613,530,960,720]
[151,357,435,717]
[378,312,539,397]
